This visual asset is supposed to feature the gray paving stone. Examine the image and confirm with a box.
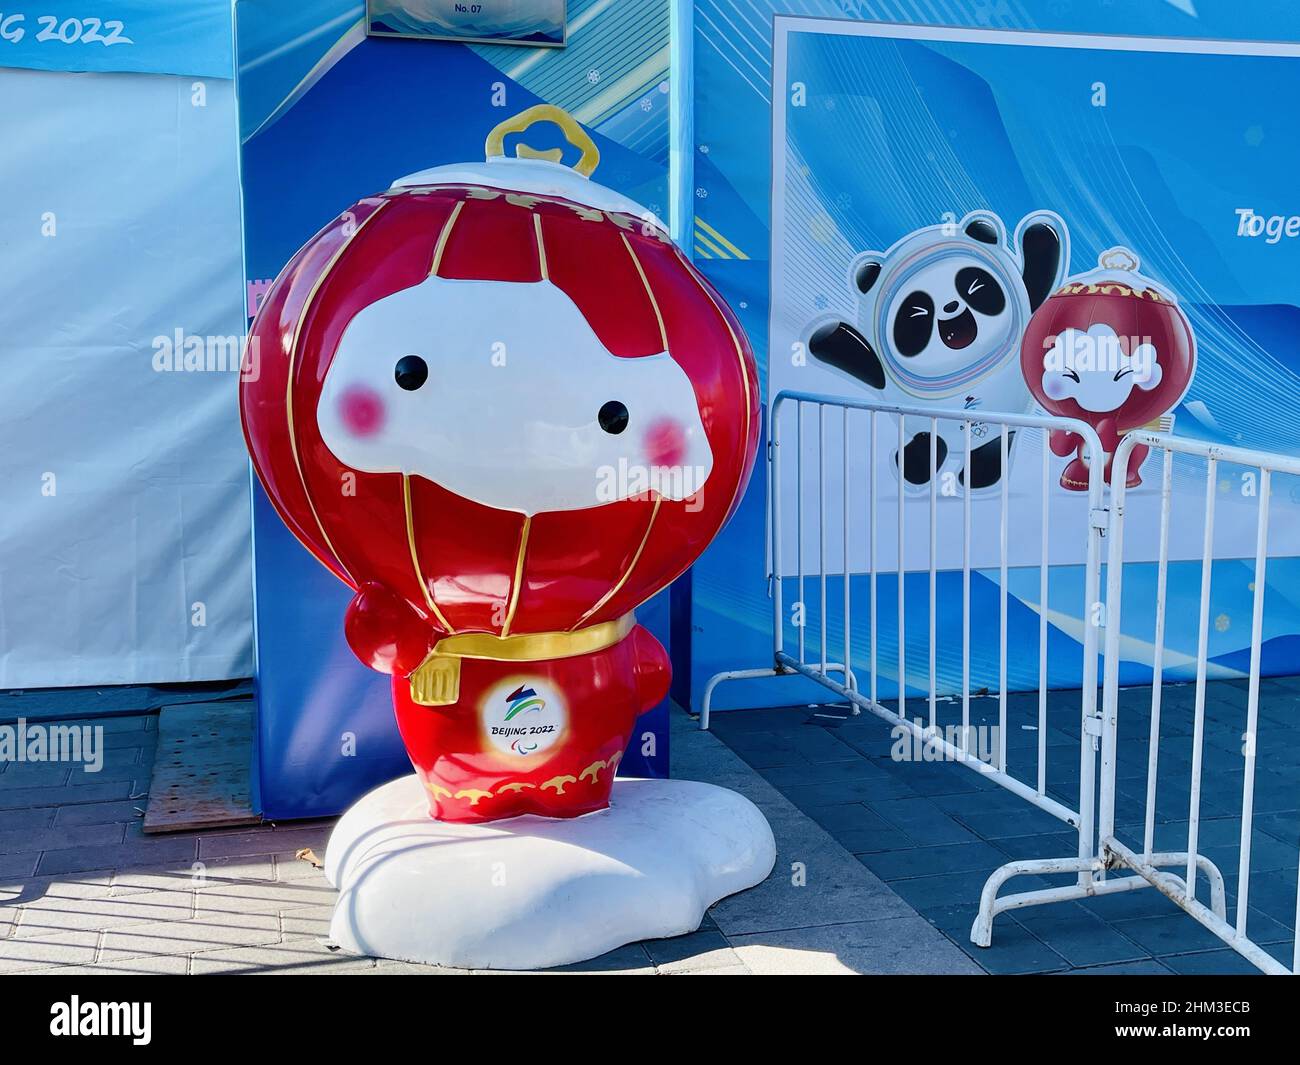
[777,775,920,807]
[1061,959,1174,975]
[0,929,100,973]
[99,909,281,962]
[709,837,916,936]
[0,852,39,878]
[193,878,335,917]
[197,825,332,860]
[760,758,899,789]
[1,870,117,905]
[279,904,334,939]
[54,799,146,826]
[0,821,127,856]
[0,780,133,811]
[0,806,55,832]
[274,851,330,882]
[1114,912,1241,956]
[533,942,656,974]
[0,763,71,787]
[643,929,740,972]
[25,954,192,975]
[1010,901,1152,969]
[13,889,192,938]
[731,917,982,975]
[678,709,924,939]
[189,936,376,975]
[368,958,469,974]
[86,715,154,734]
[866,797,982,846]
[35,834,198,876]
[80,747,152,774]
[858,840,1008,881]
[110,854,276,894]
[1161,948,1262,975]
[99,730,158,750]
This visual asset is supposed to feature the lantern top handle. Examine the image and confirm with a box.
[485,105,601,178]
[1098,246,1140,272]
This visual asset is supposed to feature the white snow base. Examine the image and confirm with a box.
[323,775,776,970]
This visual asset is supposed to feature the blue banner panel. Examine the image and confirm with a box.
[688,1,1300,713]
[0,2,233,77]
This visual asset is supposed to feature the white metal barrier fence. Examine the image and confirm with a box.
[701,391,1296,973]
[1088,432,1300,975]
[702,389,1114,899]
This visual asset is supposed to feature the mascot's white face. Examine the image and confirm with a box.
[317,275,713,516]
[1040,323,1163,414]
[884,255,1016,384]
[851,216,1041,402]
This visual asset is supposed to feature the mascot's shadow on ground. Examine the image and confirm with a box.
[806,210,1068,489]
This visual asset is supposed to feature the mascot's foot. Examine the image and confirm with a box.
[323,775,776,970]
[1059,458,1090,492]
[1106,443,1149,489]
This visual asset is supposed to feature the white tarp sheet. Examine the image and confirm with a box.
[0,66,253,687]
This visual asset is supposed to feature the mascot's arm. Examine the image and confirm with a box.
[807,320,886,390]
[344,581,436,676]
[630,626,672,714]
[1049,428,1081,457]
[1019,219,1065,312]
[1095,417,1123,453]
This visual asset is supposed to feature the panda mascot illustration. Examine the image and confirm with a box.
[806,211,1068,489]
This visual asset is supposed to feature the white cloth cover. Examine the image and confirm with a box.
[0,68,252,687]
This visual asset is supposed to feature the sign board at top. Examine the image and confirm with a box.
[366,0,566,48]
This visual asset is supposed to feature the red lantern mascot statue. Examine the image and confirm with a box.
[240,106,759,826]
[1020,247,1196,490]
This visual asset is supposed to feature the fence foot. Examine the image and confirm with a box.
[1104,845,1228,921]
[971,856,1102,948]
[698,663,859,730]
[699,669,781,730]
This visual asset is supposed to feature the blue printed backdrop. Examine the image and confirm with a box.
[235,0,675,818]
[0,1,233,77]
[687,2,1300,712]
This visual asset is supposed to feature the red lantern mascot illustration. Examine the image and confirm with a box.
[241,106,759,823]
[1020,247,1196,490]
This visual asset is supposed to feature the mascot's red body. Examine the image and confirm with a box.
[1021,247,1196,490]
[241,106,758,822]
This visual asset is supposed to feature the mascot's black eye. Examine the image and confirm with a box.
[599,400,629,434]
[893,290,934,357]
[394,355,428,391]
[956,266,1005,316]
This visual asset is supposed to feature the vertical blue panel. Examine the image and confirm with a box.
[251,484,408,820]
